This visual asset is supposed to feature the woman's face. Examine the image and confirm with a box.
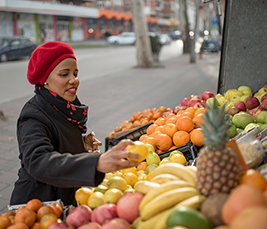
[44,58,79,102]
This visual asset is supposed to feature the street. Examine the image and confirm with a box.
[0,40,183,105]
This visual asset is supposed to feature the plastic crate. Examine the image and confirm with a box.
[158,142,199,165]
[105,123,152,151]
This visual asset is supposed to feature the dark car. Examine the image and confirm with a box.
[167,31,182,40]
[0,37,37,62]
[200,37,222,53]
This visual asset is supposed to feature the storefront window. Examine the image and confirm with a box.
[117,21,123,34]
[108,20,115,34]
[99,19,105,33]
[87,18,95,40]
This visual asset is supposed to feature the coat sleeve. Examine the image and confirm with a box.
[17,114,105,188]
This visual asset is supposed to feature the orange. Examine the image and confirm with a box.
[108,131,114,139]
[180,111,194,119]
[146,124,158,136]
[114,126,122,132]
[222,184,267,225]
[155,133,173,151]
[155,125,164,133]
[176,116,194,133]
[152,111,163,120]
[184,107,196,116]
[121,167,138,176]
[120,120,129,128]
[239,169,267,191]
[192,113,204,128]
[14,208,37,227]
[133,111,141,120]
[173,131,190,147]
[154,117,166,126]
[26,199,43,213]
[163,123,178,138]
[194,107,206,117]
[31,222,41,229]
[139,134,148,142]
[37,206,55,222]
[158,106,167,113]
[165,116,178,124]
[39,214,57,229]
[230,206,267,229]
[126,123,135,130]
[146,171,154,181]
[165,113,176,120]
[190,128,204,147]
[0,215,12,229]
[177,109,185,115]
[142,136,156,149]
[137,161,148,171]
[149,130,162,138]
[133,120,141,127]
[75,187,93,205]
[123,172,139,187]
[7,223,29,229]
[49,204,62,218]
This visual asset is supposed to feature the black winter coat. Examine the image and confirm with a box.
[10,93,105,206]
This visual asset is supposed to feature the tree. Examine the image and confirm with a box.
[179,0,191,54]
[131,0,154,68]
[190,0,200,63]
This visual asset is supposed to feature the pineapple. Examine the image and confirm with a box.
[196,99,240,197]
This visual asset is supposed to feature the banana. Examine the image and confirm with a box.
[151,162,196,186]
[175,194,206,210]
[139,180,194,211]
[186,165,198,173]
[150,173,180,184]
[140,187,199,220]
[132,216,143,229]
[134,180,161,194]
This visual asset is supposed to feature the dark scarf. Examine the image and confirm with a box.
[35,85,88,133]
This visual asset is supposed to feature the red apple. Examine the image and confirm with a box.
[188,100,201,107]
[202,91,215,101]
[102,218,132,229]
[261,99,267,110]
[117,192,144,224]
[66,205,92,228]
[91,204,118,225]
[172,105,187,114]
[261,93,267,102]
[193,101,206,110]
[234,101,246,111]
[244,97,260,110]
[181,98,190,106]
[262,84,267,88]
[227,106,240,116]
[189,95,201,101]
[77,222,101,229]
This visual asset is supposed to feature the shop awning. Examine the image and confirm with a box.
[99,10,132,21]
[146,17,158,24]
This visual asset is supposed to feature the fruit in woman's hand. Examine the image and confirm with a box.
[66,205,92,228]
[116,192,144,224]
[125,141,149,162]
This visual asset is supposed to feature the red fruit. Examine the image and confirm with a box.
[48,222,74,229]
[244,97,260,110]
[102,218,132,229]
[91,204,118,225]
[234,101,246,111]
[181,98,190,106]
[66,205,92,228]
[261,93,267,102]
[261,99,267,110]
[262,84,267,88]
[116,192,144,224]
[202,91,215,101]
[77,222,101,229]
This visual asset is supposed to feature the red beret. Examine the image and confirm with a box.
[27,41,77,85]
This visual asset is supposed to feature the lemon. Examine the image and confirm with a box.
[87,191,104,209]
[138,173,147,181]
[159,158,170,165]
[244,123,259,132]
[103,188,124,204]
[123,172,139,187]
[105,172,114,180]
[137,170,145,176]
[113,171,123,177]
[146,143,155,153]
[146,151,161,165]
[169,153,187,165]
[121,167,138,176]
[75,187,93,205]
[100,178,109,187]
[107,176,128,192]
[94,184,108,194]
[169,150,183,158]
[124,187,135,194]
[126,141,149,162]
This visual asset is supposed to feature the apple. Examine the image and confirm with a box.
[102,218,132,229]
[193,101,206,110]
[224,101,235,112]
[231,96,241,104]
[172,105,187,114]
[91,204,118,225]
[260,93,267,102]
[77,222,101,229]
[202,91,215,101]
[258,88,267,95]
[240,95,250,102]
[66,205,92,228]
[238,86,252,96]
[256,111,267,123]
[225,89,243,101]
[217,97,228,106]
[262,84,267,88]
[261,99,267,110]
[248,105,262,118]
[244,97,260,110]
[234,101,246,111]
[232,112,255,129]
[215,93,224,100]
[188,99,201,107]
[227,106,239,116]
[181,98,190,106]
[189,95,201,101]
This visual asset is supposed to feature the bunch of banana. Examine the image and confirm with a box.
[134,180,161,194]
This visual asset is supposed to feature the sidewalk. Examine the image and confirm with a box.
[0,51,220,214]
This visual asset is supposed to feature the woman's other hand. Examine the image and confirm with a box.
[96,139,142,173]
[84,132,102,153]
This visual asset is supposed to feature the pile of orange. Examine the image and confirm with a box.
[108,106,172,139]
[138,107,206,154]
[0,199,63,229]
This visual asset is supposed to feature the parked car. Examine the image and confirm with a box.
[167,31,182,40]
[107,32,136,45]
[0,36,37,62]
[200,37,222,53]
[158,34,172,45]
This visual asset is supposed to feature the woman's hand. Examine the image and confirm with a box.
[96,139,142,173]
[84,132,102,153]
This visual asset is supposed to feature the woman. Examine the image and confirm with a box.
[10,41,141,206]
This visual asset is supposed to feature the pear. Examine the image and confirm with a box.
[256,111,267,123]
[232,112,255,129]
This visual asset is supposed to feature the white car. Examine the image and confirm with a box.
[107,32,136,45]
[159,34,172,45]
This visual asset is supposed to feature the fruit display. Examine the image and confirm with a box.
[2,86,267,229]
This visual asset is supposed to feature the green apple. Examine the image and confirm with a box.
[231,96,241,104]
[227,89,244,101]
[146,151,161,166]
[238,86,251,92]
[258,88,267,95]
[206,97,216,108]
[217,97,228,106]
[259,123,267,132]
[240,95,250,102]
[224,101,235,112]
[256,111,267,123]
[215,93,224,100]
